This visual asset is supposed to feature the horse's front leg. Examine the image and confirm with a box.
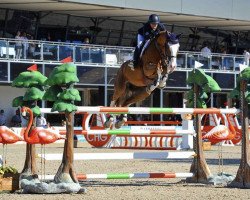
[158,73,168,89]
[147,68,161,93]
[115,114,127,129]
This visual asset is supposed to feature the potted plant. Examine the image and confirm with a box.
[0,166,19,192]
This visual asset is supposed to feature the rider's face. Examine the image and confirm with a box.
[150,23,158,30]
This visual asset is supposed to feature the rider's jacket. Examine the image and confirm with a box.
[138,22,166,40]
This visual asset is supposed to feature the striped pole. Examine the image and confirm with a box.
[40,172,193,180]
[40,107,239,115]
[81,129,194,135]
[38,151,195,161]
[51,127,193,136]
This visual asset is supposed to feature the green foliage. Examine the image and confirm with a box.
[12,96,24,107]
[229,89,240,99]
[52,101,77,113]
[0,166,18,175]
[186,68,221,108]
[12,71,47,88]
[45,63,79,86]
[187,69,208,86]
[58,88,81,101]
[187,98,207,108]
[23,87,45,101]
[31,105,41,116]
[187,69,221,92]
[229,68,250,102]
[240,67,250,81]
[43,85,63,102]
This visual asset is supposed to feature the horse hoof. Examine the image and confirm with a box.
[122,117,127,123]
[115,121,123,129]
[104,117,114,129]
[158,86,166,89]
[158,83,166,89]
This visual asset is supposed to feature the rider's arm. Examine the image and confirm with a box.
[137,34,144,48]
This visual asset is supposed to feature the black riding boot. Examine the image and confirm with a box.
[133,47,140,67]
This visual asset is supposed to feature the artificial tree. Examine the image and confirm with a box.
[12,64,47,176]
[186,68,221,183]
[43,61,81,183]
[229,67,250,188]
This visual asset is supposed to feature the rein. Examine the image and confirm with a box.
[154,39,174,68]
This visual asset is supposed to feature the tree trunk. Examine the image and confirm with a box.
[21,144,37,175]
[230,80,250,188]
[21,121,37,176]
[186,84,211,183]
[54,112,78,183]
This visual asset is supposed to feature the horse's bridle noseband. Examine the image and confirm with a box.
[154,40,177,68]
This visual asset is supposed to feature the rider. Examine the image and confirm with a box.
[128,14,166,70]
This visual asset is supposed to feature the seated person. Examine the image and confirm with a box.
[36,115,47,128]
[128,14,166,70]
[11,109,22,127]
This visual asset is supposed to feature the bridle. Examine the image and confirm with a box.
[154,34,179,68]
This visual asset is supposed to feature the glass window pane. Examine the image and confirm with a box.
[58,44,73,61]
[77,66,105,84]
[107,67,118,85]
[211,56,221,70]
[167,71,187,88]
[10,62,42,81]
[212,73,235,89]
[0,62,8,81]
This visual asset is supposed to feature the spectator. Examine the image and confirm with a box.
[221,47,229,70]
[83,37,90,44]
[28,36,36,59]
[46,33,52,41]
[36,115,47,128]
[200,42,211,68]
[15,31,22,59]
[243,49,250,66]
[22,32,29,59]
[0,109,7,126]
[11,109,22,127]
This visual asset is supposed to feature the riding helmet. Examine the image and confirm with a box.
[148,14,160,24]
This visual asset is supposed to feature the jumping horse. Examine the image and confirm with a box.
[106,31,181,128]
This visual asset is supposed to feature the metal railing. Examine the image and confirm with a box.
[0,37,246,71]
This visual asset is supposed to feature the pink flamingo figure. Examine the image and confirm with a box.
[202,114,236,145]
[0,126,23,144]
[0,126,24,165]
[21,107,66,179]
[202,114,236,174]
[21,107,66,144]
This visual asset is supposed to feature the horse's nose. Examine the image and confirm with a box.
[168,58,177,73]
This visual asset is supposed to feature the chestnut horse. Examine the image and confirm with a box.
[106,31,180,128]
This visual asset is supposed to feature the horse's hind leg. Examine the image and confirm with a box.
[110,69,127,107]
[105,68,127,129]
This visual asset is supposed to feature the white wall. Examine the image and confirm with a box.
[0,86,26,126]
[70,0,250,21]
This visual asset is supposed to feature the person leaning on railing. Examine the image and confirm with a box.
[15,31,22,59]
[28,36,36,59]
[243,49,250,66]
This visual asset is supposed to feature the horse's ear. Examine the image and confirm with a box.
[176,33,182,39]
